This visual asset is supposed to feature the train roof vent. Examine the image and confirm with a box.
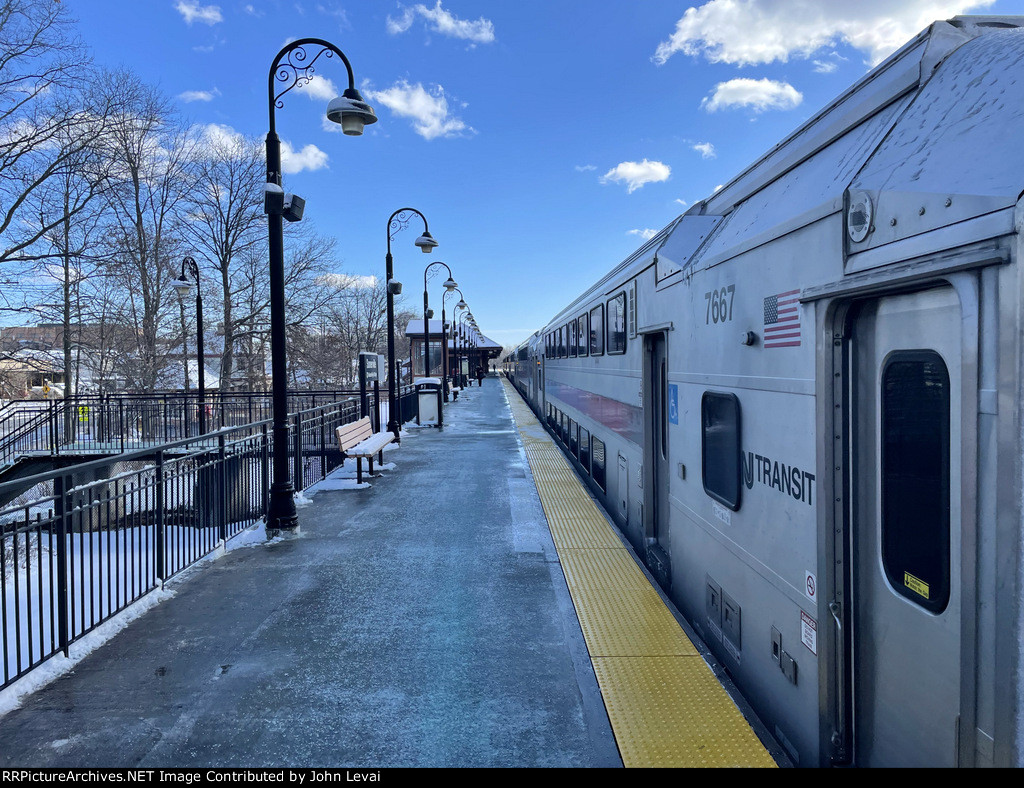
[847,191,873,243]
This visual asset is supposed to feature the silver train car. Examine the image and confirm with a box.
[505,16,1024,767]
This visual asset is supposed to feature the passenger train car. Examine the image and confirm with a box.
[505,17,1024,767]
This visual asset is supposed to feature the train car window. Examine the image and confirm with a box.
[560,412,567,442]
[569,419,578,457]
[701,391,741,511]
[608,292,627,354]
[590,305,604,355]
[592,436,606,491]
[578,314,589,357]
[559,325,566,358]
[569,321,578,358]
[881,351,951,614]
[579,427,591,475]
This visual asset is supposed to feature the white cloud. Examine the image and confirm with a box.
[175,1,223,26]
[178,88,219,103]
[653,0,995,67]
[294,74,339,102]
[387,1,495,44]
[244,4,264,17]
[628,229,658,240]
[813,59,838,73]
[600,159,671,193]
[316,3,350,28]
[364,80,472,140]
[702,78,802,112]
[575,164,597,172]
[281,140,329,174]
[197,123,245,151]
[692,142,716,159]
[675,198,689,207]
[318,273,377,289]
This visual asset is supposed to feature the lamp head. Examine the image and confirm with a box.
[443,277,457,291]
[414,230,439,253]
[456,300,467,309]
[326,87,378,136]
[172,276,192,299]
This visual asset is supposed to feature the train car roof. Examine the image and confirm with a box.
[544,15,1024,329]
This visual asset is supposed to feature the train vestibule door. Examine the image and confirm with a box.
[849,286,963,767]
[538,356,545,414]
[643,331,671,585]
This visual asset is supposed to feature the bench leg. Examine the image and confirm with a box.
[378,449,384,466]
[357,457,363,485]
[368,456,375,476]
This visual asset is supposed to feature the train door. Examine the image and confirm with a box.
[643,331,671,584]
[538,355,545,414]
[849,286,963,767]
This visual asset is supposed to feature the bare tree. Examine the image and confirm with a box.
[180,127,264,390]
[100,72,195,391]
[227,225,341,391]
[0,0,98,268]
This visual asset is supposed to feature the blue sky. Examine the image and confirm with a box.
[70,0,1024,348]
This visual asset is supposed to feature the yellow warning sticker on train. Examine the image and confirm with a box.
[904,572,930,599]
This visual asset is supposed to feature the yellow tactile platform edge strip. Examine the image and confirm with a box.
[503,378,776,768]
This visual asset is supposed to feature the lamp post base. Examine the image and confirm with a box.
[266,481,299,536]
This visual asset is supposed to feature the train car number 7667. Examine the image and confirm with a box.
[705,285,736,324]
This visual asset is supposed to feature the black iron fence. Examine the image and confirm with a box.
[0,390,361,469]
[0,387,418,692]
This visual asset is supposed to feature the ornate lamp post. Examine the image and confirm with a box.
[172,256,205,436]
[468,316,480,383]
[422,261,457,381]
[264,38,377,535]
[454,305,470,389]
[385,209,438,441]
[442,288,465,401]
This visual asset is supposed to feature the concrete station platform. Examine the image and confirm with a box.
[0,376,781,768]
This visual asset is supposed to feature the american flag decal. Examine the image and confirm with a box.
[763,289,801,348]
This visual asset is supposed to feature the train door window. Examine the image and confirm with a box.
[569,419,578,457]
[559,326,566,358]
[560,412,568,443]
[590,305,604,355]
[701,391,741,510]
[579,427,591,475]
[592,436,606,491]
[569,322,578,358]
[608,292,627,354]
[880,351,951,613]
[578,314,589,357]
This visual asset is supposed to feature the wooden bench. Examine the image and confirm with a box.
[335,417,395,484]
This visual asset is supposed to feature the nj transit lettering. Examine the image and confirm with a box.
[742,451,815,506]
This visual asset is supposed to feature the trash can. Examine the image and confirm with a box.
[415,377,443,426]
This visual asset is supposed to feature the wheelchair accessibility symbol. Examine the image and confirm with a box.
[668,384,679,425]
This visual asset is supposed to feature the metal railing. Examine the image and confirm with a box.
[0,388,425,691]
[0,390,362,470]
